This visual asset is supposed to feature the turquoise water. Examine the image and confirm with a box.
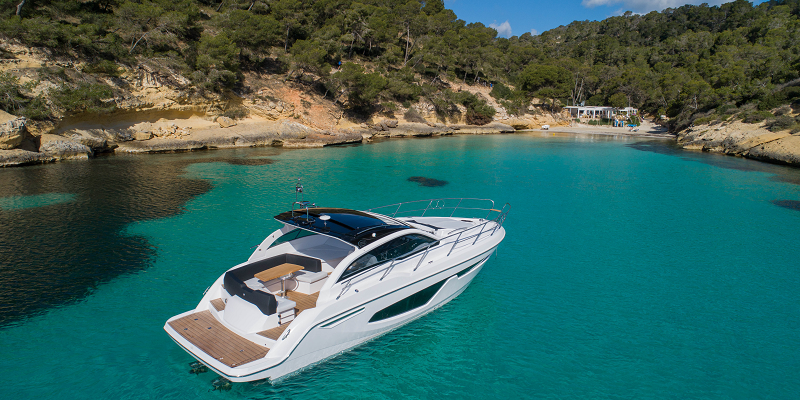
[1,133,799,399]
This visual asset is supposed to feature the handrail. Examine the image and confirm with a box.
[336,201,510,300]
[367,198,498,219]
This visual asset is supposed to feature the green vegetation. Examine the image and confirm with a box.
[51,83,116,114]
[1,0,799,128]
[0,72,49,119]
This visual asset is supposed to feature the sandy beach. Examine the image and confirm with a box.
[525,118,675,139]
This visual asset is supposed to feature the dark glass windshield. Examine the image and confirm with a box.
[339,234,438,282]
[274,208,409,247]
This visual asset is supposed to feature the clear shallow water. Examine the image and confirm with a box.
[1,133,799,399]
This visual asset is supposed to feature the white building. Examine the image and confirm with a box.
[565,105,638,119]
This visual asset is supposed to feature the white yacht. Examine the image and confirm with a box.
[164,188,508,383]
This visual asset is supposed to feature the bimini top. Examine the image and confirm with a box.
[274,207,410,248]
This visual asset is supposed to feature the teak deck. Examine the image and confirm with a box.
[257,291,320,340]
[168,310,269,368]
[210,298,225,311]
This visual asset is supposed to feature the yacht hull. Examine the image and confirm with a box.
[165,199,509,383]
[165,246,496,382]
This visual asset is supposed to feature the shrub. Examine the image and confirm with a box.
[742,110,772,124]
[38,67,70,82]
[403,107,427,123]
[0,72,51,120]
[490,82,514,100]
[767,115,795,132]
[773,105,792,117]
[221,105,249,120]
[457,92,495,125]
[82,60,122,77]
[51,83,116,114]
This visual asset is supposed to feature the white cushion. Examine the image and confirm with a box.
[275,296,296,314]
[244,277,265,290]
[295,271,328,283]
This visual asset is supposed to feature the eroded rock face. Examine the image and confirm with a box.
[745,134,800,165]
[678,121,800,166]
[39,134,93,160]
[0,113,27,150]
[0,149,54,167]
[59,128,135,153]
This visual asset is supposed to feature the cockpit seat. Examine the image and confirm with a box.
[294,270,328,294]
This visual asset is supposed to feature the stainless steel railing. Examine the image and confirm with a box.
[336,200,509,300]
[367,198,501,220]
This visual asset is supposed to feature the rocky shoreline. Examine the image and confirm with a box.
[4,106,800,169]
[0,113,516,167]
[677,120,800,166]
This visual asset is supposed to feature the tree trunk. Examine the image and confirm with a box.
[129,32,149,54]
[216,1,224,12]
[348,35,355,58]
[403,25,410,66]
[16,0,25,16]
[285,26,290,52]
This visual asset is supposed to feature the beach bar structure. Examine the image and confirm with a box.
[565,106,638,119]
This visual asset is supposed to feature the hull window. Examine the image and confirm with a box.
[369,280,446,322]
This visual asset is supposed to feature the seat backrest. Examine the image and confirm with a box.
[245,289,277,315]
[286,253,322,272]
[223,271,247,299]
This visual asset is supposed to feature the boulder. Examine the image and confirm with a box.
[216,116,237,128]
[376,122,450,137]
[134,131,153,141]
[451,122,515,134]
[115,138,208,153]
[0,111,27,150]
[60,128,134,152]
[38,134,93,160]
[384,119,398,128]
[0,149,54,167]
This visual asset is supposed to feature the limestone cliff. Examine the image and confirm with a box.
[678,120,800,166]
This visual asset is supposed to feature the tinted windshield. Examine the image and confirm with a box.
[339,234,438,281]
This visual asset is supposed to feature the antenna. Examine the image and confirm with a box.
[295,178,304,203]
[291,178,315,218]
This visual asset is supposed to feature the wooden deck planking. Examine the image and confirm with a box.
[287,291,320,313]
[258,323,291,341]
[168,310,269,368]
[210,298,225,311]
[257,291,320,340]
